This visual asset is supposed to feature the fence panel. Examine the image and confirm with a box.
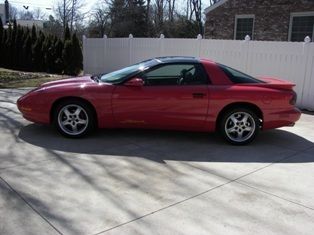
[83,37,314,110]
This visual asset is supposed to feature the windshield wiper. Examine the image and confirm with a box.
[91,75,100,83]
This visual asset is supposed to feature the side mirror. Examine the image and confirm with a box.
[124,78,144,87]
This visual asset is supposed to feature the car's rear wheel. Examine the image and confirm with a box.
[54,100,95,137]
[220,108,259,145]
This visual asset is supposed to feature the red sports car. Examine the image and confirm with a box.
[17,57,301,145]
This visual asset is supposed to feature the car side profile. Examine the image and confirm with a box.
[17,57,301,145]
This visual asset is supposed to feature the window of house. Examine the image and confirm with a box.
[234,15,254,40]
[289,12,314,42]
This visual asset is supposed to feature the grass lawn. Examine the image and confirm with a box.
[0,68,69,88]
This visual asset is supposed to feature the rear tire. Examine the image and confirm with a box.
[53,99,95,138]
[219,108,259,145]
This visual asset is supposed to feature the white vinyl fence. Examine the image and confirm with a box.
[83,36,314,111]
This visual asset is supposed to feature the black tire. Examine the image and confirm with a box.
[53,99,95,138]
[219,108,259,145]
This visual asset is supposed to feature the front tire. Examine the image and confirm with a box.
[219,108,259,145]
[53,100,95,138]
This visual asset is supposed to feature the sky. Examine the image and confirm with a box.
[7,0,210,19]
[8,0,97,15]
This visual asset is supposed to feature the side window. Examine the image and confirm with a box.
[142,63,208,86]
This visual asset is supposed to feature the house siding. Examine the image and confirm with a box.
[205,0,314,41]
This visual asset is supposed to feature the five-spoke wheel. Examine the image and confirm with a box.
[54,100,95,137]
[220,108,259,145]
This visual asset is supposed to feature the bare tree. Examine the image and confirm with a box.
[18,10,34,20]
[153,0,165,33]
[186,0,203,35]
[69,0,85,32]
[54,0,84,33]
[166,0,175,22]
[8,4,18,20]
[55,0,71,32]
[33,7,47,20]
[89,2,111,37]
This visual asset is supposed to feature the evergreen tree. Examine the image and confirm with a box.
[54,38,64,74]
[14,26,24,69]
[1,21,81,74]
[21,28,31,70]
[45,35,56,73]
[32,31,45,71]
[10,19,18,68]
[22,34,32,71]
[71,33,83,75]
[42,35,54,72]
[41,35,49,71]
[131,0,147,37]
[31,25,37,43]
[109,0,147,37]
[5,25,12,68]
[64,25,71,41]
[0,18,3,41]
[0,18,3,66]
[62,39,74,75]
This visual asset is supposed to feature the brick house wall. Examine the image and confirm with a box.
[205,0,314,41]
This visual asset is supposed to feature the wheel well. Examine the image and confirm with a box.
[50,97,98,126]
[215,102,263,131]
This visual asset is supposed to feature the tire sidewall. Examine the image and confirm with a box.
[220,108,259,145]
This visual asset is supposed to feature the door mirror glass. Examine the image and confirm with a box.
[124,77,144,87]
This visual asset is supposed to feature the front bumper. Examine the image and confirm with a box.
[17,96,50,124]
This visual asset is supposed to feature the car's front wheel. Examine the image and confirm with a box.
[54,100,95,137]
[220,108,259,145]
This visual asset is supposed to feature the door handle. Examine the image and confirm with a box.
[192,93,206,98]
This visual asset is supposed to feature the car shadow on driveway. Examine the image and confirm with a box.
[18,124,314,163]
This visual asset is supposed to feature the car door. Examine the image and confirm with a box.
[111,63,209,131]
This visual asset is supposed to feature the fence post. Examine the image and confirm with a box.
[159,34,165,57]
[82,35,86,74]
[129,34,133,65]
[103,35,108,73]
[244,35,251,73]
[197,34,202,57]
[300,36,311,108]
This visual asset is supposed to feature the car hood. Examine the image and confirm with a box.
[39,76,94,88]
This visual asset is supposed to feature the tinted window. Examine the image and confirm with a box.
[218,64,263,84]
[142,63,208,86]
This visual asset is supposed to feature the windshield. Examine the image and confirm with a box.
[100,59,158,84]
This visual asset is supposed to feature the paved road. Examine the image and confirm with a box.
[1,88,314,235]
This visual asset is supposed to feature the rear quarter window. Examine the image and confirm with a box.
[218,64,264,84]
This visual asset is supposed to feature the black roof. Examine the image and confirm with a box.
[154,56,199,63]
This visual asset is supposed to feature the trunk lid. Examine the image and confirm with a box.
[255,77,295,90]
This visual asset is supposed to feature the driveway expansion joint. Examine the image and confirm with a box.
[0,176,64,235]
[93,145,314,234]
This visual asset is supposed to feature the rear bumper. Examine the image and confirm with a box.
[263,107,301,130]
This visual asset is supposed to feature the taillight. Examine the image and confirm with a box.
[290,91,297,105]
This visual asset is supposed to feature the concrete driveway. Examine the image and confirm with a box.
[0,88,314,235]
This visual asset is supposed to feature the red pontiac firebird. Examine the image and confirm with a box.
[17,57,301,145]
